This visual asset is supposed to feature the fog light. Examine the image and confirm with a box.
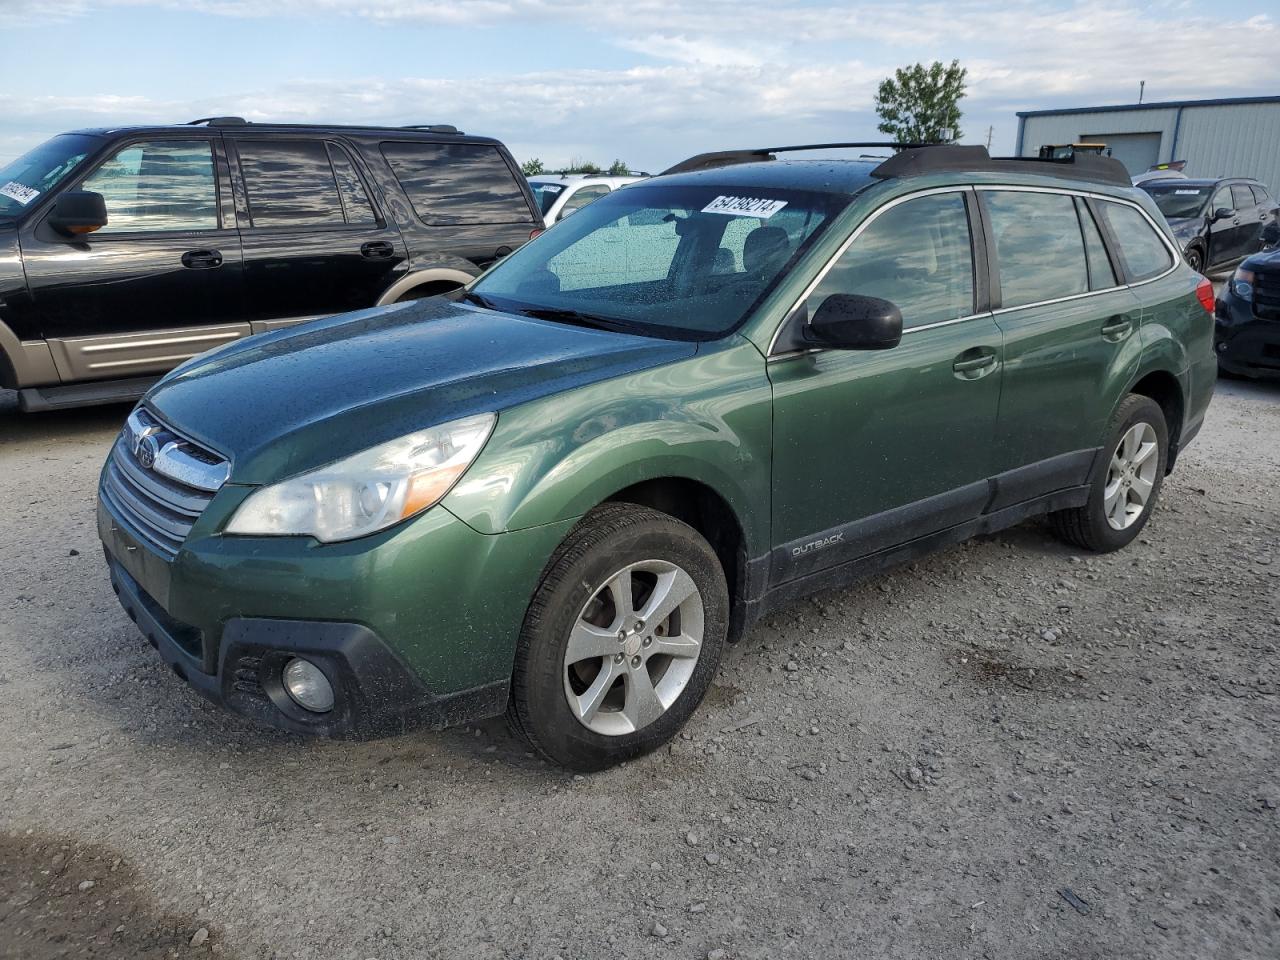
[282,658,334,713]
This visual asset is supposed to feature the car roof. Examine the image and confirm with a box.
[527,174,641,184]
[64,123,504,146]
[650,159,883,197]
[1144,177,1256,187]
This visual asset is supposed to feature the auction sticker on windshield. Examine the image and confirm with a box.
[702,195,788,218]
[0,181,40,205]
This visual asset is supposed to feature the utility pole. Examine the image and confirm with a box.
[1138,80,1145,105]
[985,125,994,150]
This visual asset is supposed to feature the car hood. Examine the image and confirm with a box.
[1164,217,1202,238]
[145,298,697,484]
[1242,246,1280,271]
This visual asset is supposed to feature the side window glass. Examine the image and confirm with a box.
[381,142,533,225]
[808,192,973,329]
[237,140,344,228]
[326,143,377,225]
[985,190,1088,307]
[1230,184,1254,212]
[80,140,217,234]
[1212,187,1233,214]
[1077,199,1116,290]
[1099,201,1174,282]
[1250,185,1270,206]
[561,184,610,216]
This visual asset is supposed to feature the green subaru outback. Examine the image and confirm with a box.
[98,143,1216,770]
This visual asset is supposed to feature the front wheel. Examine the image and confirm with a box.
[507,504,728,771]
[1049,394,1168,552]
[1184,245,1205,274]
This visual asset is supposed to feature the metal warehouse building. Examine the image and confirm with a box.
[1016,95,1280,192]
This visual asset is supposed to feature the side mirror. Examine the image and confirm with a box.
[48,190,107,236]
[1211,207,1234,222]
[803,294,903,350]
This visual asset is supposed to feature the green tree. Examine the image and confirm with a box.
[565,157,603,174]
[607,159,631,176]
[874,60,967,144]
[521,157,545,176]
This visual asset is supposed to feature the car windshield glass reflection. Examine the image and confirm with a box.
[1142,184,1212,220]
[0,133,99,219]
[471,184,847,340]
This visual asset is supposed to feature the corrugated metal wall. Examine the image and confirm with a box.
[1019,102,1280,192]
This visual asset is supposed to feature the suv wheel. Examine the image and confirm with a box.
[1049,394,1168,552]
[507,504,728,771]
[1185,245,1205,273]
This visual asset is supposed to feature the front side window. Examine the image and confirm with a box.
[1212,186,1234,215]
[1099,201,1174,281]
[985,190,1088,308]
[470,183,844,340]
[237,140,345,228]
[0,133,99,219]
[80,140,217,234]
[382,142,533,225]
[808,191,974,328]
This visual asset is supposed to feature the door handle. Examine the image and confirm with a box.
[952,349,998,379]
[1101,315,1134,342]
[360,240,395,260]
[181,249,222,269]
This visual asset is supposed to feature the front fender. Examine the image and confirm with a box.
[442,338,774,559]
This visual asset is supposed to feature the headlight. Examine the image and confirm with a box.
[1229,267,1254,302]
[226,413,495,542]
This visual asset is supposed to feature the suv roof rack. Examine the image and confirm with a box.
[401,124,464,135]
[187,116,247,127]
[662,142,1131,187]
[183,118,467,135]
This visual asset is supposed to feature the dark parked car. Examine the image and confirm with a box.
[1138,177,1277,274]
[1215,244,1280,378]
[0,118,541,411]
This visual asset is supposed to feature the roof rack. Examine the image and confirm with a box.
[661,142,1131,187]
[662,142,934,175]
[187,116,247,127]
[401,124,464,135]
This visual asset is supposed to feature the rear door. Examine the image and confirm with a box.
[768,188,1003,582]
[981,187,1142,496]
[18,135,245,381]
[1231,183,1264,257]
[228,136,407,326]
[1206,184,1240,267]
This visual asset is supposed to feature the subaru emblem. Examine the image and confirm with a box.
[138,434,161,470]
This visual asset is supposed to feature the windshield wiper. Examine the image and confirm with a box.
[461,290,497,310]
[517,306,628,333]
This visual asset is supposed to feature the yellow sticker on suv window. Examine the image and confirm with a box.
[702,195,788,218]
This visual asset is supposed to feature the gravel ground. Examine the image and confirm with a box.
[0,374,1277,960]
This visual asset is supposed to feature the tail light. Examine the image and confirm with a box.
[529,228,544,240]
[1195,277,1214,315]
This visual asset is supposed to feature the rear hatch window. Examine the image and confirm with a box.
[382,141,534,225]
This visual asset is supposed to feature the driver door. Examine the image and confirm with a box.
[768,188,1002,585]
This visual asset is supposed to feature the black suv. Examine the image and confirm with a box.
[0,118,541,411]
[1138,176,1277,274]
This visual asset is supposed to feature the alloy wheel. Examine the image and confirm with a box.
[1103,421,1160,530]
[563,559,704,736]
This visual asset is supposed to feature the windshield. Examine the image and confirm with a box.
[472,183,847,340]
[0,134,100,219]
[1141,183,1212,220]
[528,180,566,216]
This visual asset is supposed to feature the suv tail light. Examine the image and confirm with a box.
[1195,277,1215,315]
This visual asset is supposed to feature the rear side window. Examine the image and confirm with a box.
[381,142,532,225]
[1231,184,1255,211]
[984,190,1088,308]
[810,191,974,329]
[1077,199,1116,290]
[1251,185,1271,205]
[1099,201,1174,282]
[237,140,345,228]
[80,140,217,234]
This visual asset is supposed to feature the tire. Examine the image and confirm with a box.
[1049,394,1168,553]
[1184,245,1205,274]
[507,503,729,771]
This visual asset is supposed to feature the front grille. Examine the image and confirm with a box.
[100,408,229,560]
[1254,268,1280,321]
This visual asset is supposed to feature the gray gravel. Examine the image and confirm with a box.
[0,376,1277,959]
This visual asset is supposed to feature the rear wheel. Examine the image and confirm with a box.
[1049,394,1168,552]
[507,504,728,771]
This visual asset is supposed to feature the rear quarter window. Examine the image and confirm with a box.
[381,141,533,225]
[1099,201,1174,282]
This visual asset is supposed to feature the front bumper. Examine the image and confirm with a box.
[98,492,575,739]
[1215,291,1280,378]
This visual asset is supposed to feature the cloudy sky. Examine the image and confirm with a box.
[1,0,1277,170]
